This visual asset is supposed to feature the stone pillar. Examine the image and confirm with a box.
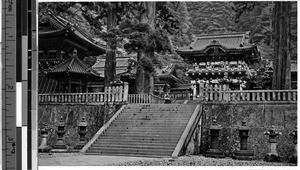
[264,126,282,162]
[123,82,129,102]
[191,80,196,100]
[199,81,204,100]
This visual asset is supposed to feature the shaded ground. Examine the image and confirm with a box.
[38,153,155,166]
[38,153,297,166]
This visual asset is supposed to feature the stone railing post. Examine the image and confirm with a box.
[123,82,129,102]
[110,79,127,102]
[191,80,196,100]
[104,87,108,102]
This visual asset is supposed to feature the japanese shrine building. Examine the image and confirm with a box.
[38,11,106,93]
[92,55,182,94]
[176,32,260,90]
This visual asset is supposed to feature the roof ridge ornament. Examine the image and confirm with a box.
[211,39,218,43]
[72,49,78,57]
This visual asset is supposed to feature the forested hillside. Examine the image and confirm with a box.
[38,1,297,89]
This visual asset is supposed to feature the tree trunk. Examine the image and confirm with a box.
[135,2,156,94]
[272,2,291,90]
[104,2,117,87]
[135,51,144,94]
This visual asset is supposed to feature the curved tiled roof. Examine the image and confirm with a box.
[46,53,101,79]
[177,32,256,54]
[39,11,106,55]
[92,56,132,77]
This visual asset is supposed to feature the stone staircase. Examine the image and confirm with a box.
[86,104,198,157]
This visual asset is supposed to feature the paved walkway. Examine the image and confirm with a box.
[39,155,156,166]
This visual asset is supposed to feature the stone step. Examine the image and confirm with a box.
[126,104,194,107]
[86,103,197,157]
[101,132,184,137]
[118,113,194,117]
[113,118,191,121]
[109,124,187,127]
[90,144,175,150]
[105,128,186,132]
[86,147,173,156]
[92,142,177,147]
[123,109,194,112]
[110,123,189,127]
[125,106,195,108]
[97,136,181,142]
[106,126,186,131]
[85,151,168,158]
[111,121,190,125]
[103,127,185,132]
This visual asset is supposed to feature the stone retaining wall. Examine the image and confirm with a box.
[200,102,297,161]
[38,104,122,150]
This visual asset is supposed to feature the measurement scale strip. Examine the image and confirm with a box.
[2,0,17,169]
[2,0,37,169]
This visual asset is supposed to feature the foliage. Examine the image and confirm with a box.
[120,18,170,54]
[186,2,237,34]
[163,2,192,48]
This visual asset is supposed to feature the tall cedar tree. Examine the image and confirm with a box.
[272,2,292,89]
[39,2,187,93]
[120,2,181,94]
[136,2,156,94]
[104,3,117,87]
[233,2,294,90]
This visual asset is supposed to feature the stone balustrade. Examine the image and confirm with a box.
[128,94,165,104]
[39,83,129,104]
[224,90,297,102]
[198,89,297,102]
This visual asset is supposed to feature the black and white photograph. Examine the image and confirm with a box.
[1,0,298,169]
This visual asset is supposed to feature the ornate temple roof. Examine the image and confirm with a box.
[46,50,102,80]
[39,11,106,56]
[92,55,181,84]
[155,64,181,83]
[93,56,135,77]
[177,32,257,54]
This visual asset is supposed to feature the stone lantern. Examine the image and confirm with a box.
[38,124,51,153]
[75,117,88,150]
[263,126,282,162]
[288,126,297,163]
[205,117,225,158]
[53,116,67,151]
[233,120,254,160]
